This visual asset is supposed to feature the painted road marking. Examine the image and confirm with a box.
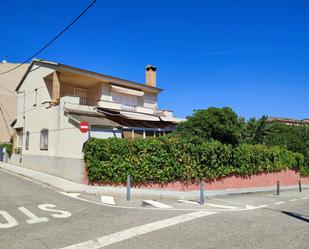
[0,204,71,229]
[274,201,285,205]
[178,200,199,205]
[60,192,81,198]
[206,204,237,209]
[301,197,308,200]
[59,191,269,212]
[290,199,297,202]
[60,211,217,249]
[245,204,267,210]
[38,204,72,218]
[18,207,49,224]
[101,196,115,205]
[0,211,18,229]
[142,200,173,209]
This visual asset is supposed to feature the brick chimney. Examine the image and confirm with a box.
[145,65,157,87]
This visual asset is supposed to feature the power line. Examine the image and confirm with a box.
[0,0,97,75]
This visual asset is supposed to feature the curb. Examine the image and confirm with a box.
[1,163,308,200]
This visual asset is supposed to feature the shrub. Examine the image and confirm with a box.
[0,143,12,158]
[84,137,304,184]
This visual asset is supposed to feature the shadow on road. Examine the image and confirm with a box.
[280,211,309,223]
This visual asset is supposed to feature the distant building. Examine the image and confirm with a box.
[11,59,183,182]
[0,61,28,144]
[267,116,309,126]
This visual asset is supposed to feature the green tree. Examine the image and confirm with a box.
[176,107,244,145]
[265,123,309,168]
[241,116,270,144]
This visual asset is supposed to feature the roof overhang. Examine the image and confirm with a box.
[16,59,164,94]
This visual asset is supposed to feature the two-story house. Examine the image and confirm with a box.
[11,59,183,183]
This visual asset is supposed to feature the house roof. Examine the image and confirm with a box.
[15,59,163,94]
[268,116,309,125]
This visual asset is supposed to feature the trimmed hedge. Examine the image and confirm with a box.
[84,137,304,184]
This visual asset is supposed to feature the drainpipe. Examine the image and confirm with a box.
[18,90,26,151]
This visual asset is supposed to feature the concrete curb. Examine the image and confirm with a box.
[1,162,308,200]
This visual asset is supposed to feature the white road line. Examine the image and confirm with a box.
[290,199,297,202]
[60,192,81,198]
[206,204,237,209]
[245,205,267,210]
[301,197,308,200]
[59,192,266,212]
[274,201,285,205]
[60,211,217,249]
[177,200,199,205]
[101,196,115,205]
[142,200,173,209]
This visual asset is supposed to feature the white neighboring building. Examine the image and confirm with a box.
[11,59,183,183]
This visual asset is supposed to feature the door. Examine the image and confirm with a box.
[0,147,3,162]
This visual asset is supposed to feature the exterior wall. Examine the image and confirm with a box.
[205,170,308,190]
[93,169,309,191]
[143,92,157,110]
[25,96,89,159]
[60,82,101,106]
[99,82,159,114]
[87,83,101,106]
[12,65,91,182]
[0,63,28,144]
[22,154,85,183]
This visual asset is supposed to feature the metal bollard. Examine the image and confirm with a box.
[277,180,280,195]
[127,174,131,201]
[200,180,205,205]
[299,180,302,193]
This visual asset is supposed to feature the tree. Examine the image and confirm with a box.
[265,123,309,167]
[241,116,270,144]
[176,107,243,145]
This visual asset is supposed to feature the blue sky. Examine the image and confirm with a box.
[1,0,308,119]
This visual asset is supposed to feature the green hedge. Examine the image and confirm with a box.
[84,137,304,184]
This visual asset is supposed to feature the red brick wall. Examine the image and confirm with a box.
[89,169,309,191]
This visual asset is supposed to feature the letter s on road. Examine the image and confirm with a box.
[38,204,71,218]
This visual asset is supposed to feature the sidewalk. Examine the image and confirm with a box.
[1,162,308,199]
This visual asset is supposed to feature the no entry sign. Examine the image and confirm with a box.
[80,122,89,133]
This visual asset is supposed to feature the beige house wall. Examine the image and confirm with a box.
[0,63,28,144]
[15,65,89,159]
[12,65,89,182]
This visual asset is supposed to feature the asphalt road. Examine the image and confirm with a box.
[0,169,308,249]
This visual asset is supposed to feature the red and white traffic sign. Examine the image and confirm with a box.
[80,122,89,133]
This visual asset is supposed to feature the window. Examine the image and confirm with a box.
[74,88,88,105]
[25,131,30,150]
[40,129,48,150]
[17,129,23,147]
[112,92,138,107]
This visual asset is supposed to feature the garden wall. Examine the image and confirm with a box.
[90,169,309,191]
